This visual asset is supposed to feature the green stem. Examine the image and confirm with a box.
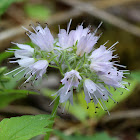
[44,97,60,140]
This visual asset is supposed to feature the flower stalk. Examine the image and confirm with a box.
[44,97,60,140]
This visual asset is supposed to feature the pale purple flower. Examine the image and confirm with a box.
[89,41,129,89]
[83,79,116,114]
[23,23,54,52]
[57,20,101,55]
[76,23,102,56]
[73,24,89,43]
[57,19,75,50]
[50,70,82,106]
[98,68,128,89]
[76,34,99,56]
[5,43,48,84]
[8,43,35,67]
[61,70,82,87]
[23,60,48,83]
[13,43,34,59]
[90,42,119,73]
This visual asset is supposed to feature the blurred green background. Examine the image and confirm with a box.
[0,0,140,140]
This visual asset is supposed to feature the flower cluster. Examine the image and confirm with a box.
[5,20,129,114]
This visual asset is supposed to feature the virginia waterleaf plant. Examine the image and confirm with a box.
[4,19,130,140]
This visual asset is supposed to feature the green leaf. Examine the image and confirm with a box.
[130,71,140,83]
[136,133,140,140]
[24,4,51,21]
[0,0,22,17]
[0,89,37,109]
[0,51,13,64]
[0,115,53,140]
[0,67,10,89]
[54,130,117,140]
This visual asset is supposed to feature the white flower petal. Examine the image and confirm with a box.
[14,43,34,52]
[17,58,35,67]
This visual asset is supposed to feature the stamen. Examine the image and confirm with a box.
[114,63,126,68]
[13,67,27,77]
[108,41,119,51]
[67,19,72,34]
[103,40,109,46]
[93,93,104,110]
[4,67,23,75]
[100,98,110,115]
[22,26,33,34]
[94,21,103,34]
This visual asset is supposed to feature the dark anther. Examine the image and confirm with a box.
[78,79,80,82]
[95,111,97,113]
[68,90,71,92]
[125,85,127,88]
[31,73,33,76]
[117,72,119,76]
[29,24,32,26]
[37,30,40,32]
[35,78,38,80]
[12,75,14,78]
[60,82,62,84]
[67,78,69,81]
[107,100,109,102]
[73,88,76,91]
[90,98,93,100]
[128,82,131,86]
[96,106,98,108]
[24,74,26,77]
[105,110,107,111]
[36,21,40,24]
[103,94,105,96]
[87,106,89,109]
[88,31,91,34]
[108,72,111,74]
[61,112,64,114]
[44,22,48,25]
[27,31,31,35]
[24,86,26,88]
[117,102,119,104]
